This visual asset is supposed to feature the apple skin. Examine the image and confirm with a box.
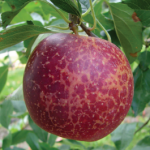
[23,33,134,142]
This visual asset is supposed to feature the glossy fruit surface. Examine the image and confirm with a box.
[23,33,134,141]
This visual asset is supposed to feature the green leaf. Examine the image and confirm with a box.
[5,0,33,10]
[79,0,90,13]
[12,130,32,145]
[83,13,114,35]
[135,10,150,27]
[138,51,150,70]
[6,85,24,101]
[17,51,28,64]
[40,143,59,150]
[26,132,41,150]
[123,0,150,27]
[4,147,25,150]
[11,100,26,113]
[94,0,103,17]
[96,14,114,31]
[132,67,150,116]
[48,134,57,147]
[83,1,114,32]
[132,136,150,150]
[103,30,121,47]
[24,35,39,57]
[0,100,13,128]
[77,0,82,14]
[50,0,81,17]
[2,132,12,149]
[108,3,142,63]
[93,145,117,150]
[0,43,24,54]
[0,25,52,51]
[111,123,137,150]
[143,27,150,43]
[2,0,33,28]
[0,65,8,94]
[58,144,70,150]
[123,0,150,10]
[10,112,28,119]
[39,2,59,19]
[29,115,48,142]
[67,139,85,149]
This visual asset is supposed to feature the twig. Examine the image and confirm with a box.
[80,22,98,37]
[134,117,150,135]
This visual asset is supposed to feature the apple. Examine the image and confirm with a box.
[23,33,134,142]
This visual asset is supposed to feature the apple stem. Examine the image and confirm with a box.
[82,0,98,18]
[39,0,71,24]
[96,18,112,42]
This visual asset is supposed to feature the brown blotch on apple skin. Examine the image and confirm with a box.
[23,33,134,142]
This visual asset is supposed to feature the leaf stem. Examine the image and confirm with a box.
[82,0,98,17]
[96,18,111,42]
[47,26,69,30]
[39,0,71,24]
[134,117,150,135]
[88,0,97,31]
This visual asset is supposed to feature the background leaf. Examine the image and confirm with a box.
[5,0,33,10]
[2,132,12,149]
[4,147,25,150]
[50,0,81,17]
[26,132,41,150]
[79,0,90,13]
[48,134,57,147]
[11,130,32,145]
[0,100,13,128]
[93,145,117,150]
[29,115,48,142]
[123,0,150,10]
[2,0,33,28]
[123,0,150,27]
[108,3,143,63]
[11,100,26,113]
[132,66,150,116]
[0,65,8,94]
[6,85,24,101]
[0,25,52,51]
[111,123,137,150]
[67,139,85,149]
[132,136,150,150]
[39,143,59,150]
[0,42,24,54]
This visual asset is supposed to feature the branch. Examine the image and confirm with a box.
[134,117,150,135]
[69,0,97,37]
[80,22,98,37]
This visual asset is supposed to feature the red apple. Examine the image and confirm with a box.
[23,33,134,142]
